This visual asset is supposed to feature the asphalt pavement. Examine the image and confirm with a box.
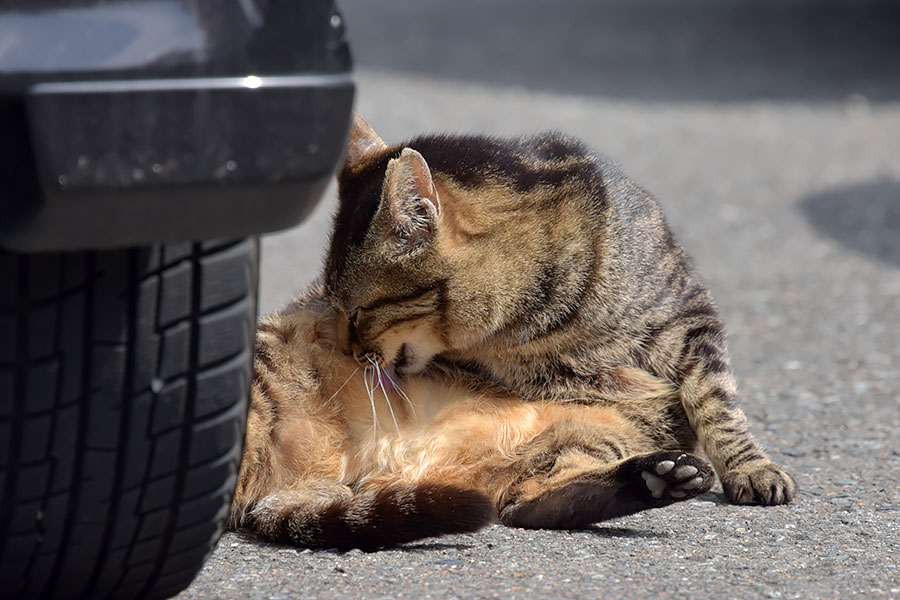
[178,1,900,598]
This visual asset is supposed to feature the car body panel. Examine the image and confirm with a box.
[0,0,353,251]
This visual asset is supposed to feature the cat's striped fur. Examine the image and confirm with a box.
[325,115,795,507]
[232,289,715,550]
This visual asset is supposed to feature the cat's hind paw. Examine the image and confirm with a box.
[632,452,715,505]
[721,460,796,505]
[497,451,715,529]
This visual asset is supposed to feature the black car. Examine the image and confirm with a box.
[0,1,353,598]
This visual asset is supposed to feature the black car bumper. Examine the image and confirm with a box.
[0,0,354,252]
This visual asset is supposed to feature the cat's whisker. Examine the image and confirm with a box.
[326,366,360,404]
[366,361,376,400]
[366,356,400,433]
[361,364,368,400]
[363,365,378,439]
[376,367,401,434]
[383,368,415,418]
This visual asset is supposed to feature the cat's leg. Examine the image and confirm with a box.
[246,479,493,550]
[673,319,796,505]
[499,447,714,529]
[489,411,714,529]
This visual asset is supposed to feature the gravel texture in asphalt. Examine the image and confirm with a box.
[179,1,900,598]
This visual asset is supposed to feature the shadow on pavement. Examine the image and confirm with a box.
[396,541,477,553]
[339,0,900,102]
[230,528,478,554]
[695,491,732,506]
[800,179,900,267]
[584,526,670,539]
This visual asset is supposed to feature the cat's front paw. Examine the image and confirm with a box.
[721,460,796,505]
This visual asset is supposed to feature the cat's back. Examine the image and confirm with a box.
[409,131,674,233]
[408,131,604,200]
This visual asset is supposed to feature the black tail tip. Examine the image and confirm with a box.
[425,484,497,534]
[334,482,496,551]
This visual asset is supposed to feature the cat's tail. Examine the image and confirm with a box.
[246,482,495,551]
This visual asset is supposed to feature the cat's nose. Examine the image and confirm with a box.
[353,349,382,367]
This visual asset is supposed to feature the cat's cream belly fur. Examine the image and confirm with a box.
[286,359,656,508]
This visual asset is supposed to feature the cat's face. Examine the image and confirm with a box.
[324,115,451,375]
[325,115,599,375]
[326,241,450,375]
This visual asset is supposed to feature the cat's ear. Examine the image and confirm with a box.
[382,148,440,252]
[343,113,388,171]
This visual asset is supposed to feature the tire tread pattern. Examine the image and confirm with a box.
[0,238,256,600]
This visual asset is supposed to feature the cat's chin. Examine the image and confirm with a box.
[393,343,431,377]
[396,363,426,377]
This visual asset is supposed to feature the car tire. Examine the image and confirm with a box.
[0,238,258,600]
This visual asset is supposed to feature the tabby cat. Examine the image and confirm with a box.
[324,115,795,508]
[232,115,794,549]
[232,288,715,550]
